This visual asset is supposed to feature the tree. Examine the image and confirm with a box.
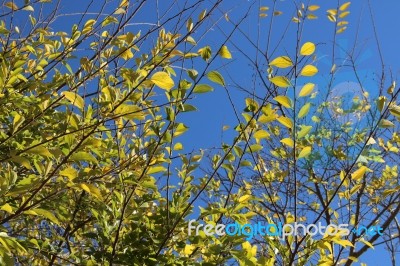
[0,0,399,265]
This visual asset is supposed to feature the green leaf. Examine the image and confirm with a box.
[207,71,225,86]
[193,84,213,93]
[270,76,291,88]
[62,91,85,110]
[151,72,174,90]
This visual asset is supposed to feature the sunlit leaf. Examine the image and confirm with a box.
[300,42,316,56]
[207,71,225,86]
[300,65,318,76]
[270,56,293,68]
[299,83,315,97]
[270,76,291,88]
[151,72,174,90]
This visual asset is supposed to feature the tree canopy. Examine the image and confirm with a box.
[0,0,399,265]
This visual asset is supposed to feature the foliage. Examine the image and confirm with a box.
[0,0,399,266]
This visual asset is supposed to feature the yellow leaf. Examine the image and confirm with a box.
[298,103,311,118]
[351,166,368,181]
[300,42,315,56]
[336,27,347,34]
[254,130,270,140]
[173,143,183,150]
[270,56,293,68]
[299,83,315,97]
[80,183,103,200]
[277,116,293,129]
[5,2,18,10]
[339,2,351,11]
[339,11,350,18]
[219,45,232,59]
[270,76,291,88]
[308,5,320,11]
[300,65,318,76]
[184,244,195,255]
[62,91,85,110]
[119,0,129,8]
[1,203,13,214]
[274,95,292,108]
[298,146,311,158]
[327,14,337,22]
[238,195,251,203]
[280,138,294,148]
[333,238,354,248]
[150,72,174,90]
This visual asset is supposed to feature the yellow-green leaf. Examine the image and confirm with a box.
[300,42,316,56]
[274,95,292,108]
[59,167,78,181]
[298,103,311,118]
[270,76,291,88]
[193,84,213,94]
[25,209,60,225]
[299,83,315,97]
[62,91,85,110]
[298,146,311,158]
[300,65,318,76]
[70,152,98,164]
[207,71,225,86]
[277,116,293,129]
[270,56,293,68]
[219,45,232,59]
[151,72,174,90]
[79,183,103,200]
[238,195,251,203]
[25,146,52,158]
[297,125,312,138]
